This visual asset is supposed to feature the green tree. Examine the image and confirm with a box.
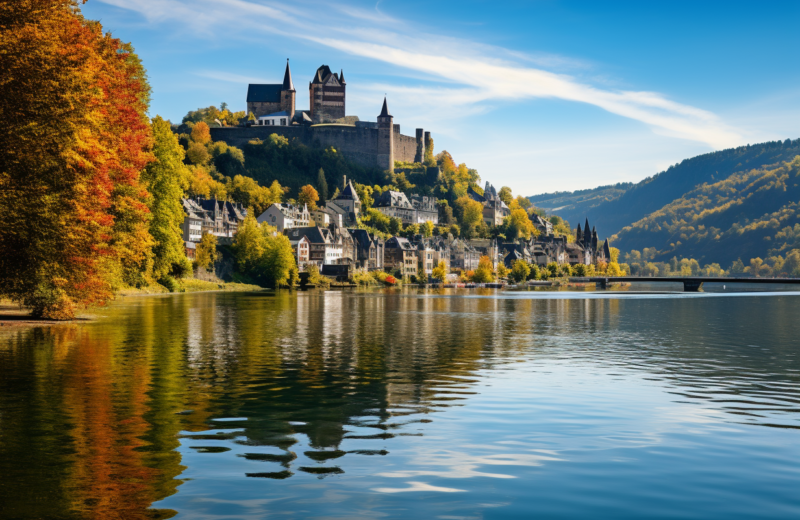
[510,260,531,283]
[496,263,510,279]
[498,187,513,205]
[546,262,559,278]
[195,233,218,272]
[389,217,403,236]
[432,260,448,283]
[142,116,193,281]
[573,263,587,277]
[186,141,209,165]
[316,168,328,202]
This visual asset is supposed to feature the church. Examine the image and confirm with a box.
[246,61,349,125]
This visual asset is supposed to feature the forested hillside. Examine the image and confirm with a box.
[611,156,800,266]
[546,139,800,237]
[527,183,632,222]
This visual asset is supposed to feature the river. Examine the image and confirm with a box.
[1,288,799,519]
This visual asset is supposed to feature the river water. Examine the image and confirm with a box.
[1,288,799,519]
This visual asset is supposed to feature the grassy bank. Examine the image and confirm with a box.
[118,278,263,296]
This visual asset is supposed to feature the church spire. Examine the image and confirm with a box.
[282,59,294,91]
[379,96,391,118]
[339,69,346,84]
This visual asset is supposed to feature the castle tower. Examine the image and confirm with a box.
[414,128,425,163]
[576,223,583,243]
[583,219,591,248]
[377,97,394,171]
[309,65,345,123]
[280,59,296,121]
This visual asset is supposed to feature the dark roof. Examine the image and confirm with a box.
[247,84,282,103]
[379,96,391,118]
[375,190,411,209]
[313,65,334,85]
[386,236,414,250]
[468,186,486,203]
[337,181,360,202]
[282,60,294,91]
[286,226,327,244]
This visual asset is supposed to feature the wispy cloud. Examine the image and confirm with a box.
[99,0,744,148]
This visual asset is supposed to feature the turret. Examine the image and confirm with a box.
[414,128,425,163]
[280,59,296,120]
[576,223,583,243]
[377,97,394,171]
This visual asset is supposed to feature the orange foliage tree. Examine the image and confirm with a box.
[0,0,154,318]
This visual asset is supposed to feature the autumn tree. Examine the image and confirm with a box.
[455,196,484,236]
[498,187,513,205]
[232,216,297,288]
[191,122,211,145]
[298,185,320,210]
[195,233,219,272]
[432,261,448,284]
[496,263,510,279]
[0,1,155,318]
[422,221,434,238]
[471,256,495,283]
[510,260,530,283]
[142,116,192,282]
[505,208,536,240]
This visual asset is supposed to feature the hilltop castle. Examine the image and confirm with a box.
[211,60,428,170]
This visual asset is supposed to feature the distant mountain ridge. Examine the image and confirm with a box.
[610,156,800,265]
[531,139,800,238]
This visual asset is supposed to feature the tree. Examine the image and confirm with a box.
[471,256,495,283]
[403,223,420,238]
[191,121,211,144]
[729,258,745,275]
[505,208,536,239]
[455,196,483,233]
[298,185,320,210]
[496,263,510,279]
[421,221,434,238]
[432,261,448,283]
[195,233,219,272]
[389,217,403,236]
[510,260,531,283]
[546,262,559,278]
[573,263,587,277]
[498,187,513,205]
[749,257,765,277]
[316,168,328,202]
[142,116,193,281]
[232,217,297,288]
[186,142,209,165]
[0,2,154,318]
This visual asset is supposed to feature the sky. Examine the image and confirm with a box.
[82,0,800,196]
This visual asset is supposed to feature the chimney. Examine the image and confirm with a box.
[343,175,347,189]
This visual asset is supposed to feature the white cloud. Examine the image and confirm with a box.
[97,0,746,149]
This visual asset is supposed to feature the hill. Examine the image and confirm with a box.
[528,183,632,221]
[610,156,800,266]
[541,139,800,237]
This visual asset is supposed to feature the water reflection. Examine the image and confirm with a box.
[0,289,799,519]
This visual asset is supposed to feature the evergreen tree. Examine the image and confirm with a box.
[316,168,328,201]
[142,116,192,281]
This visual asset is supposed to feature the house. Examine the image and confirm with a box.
[293,235,311,268]
[468,182,510,227]
[311,206,341,228]
[384,236,418,277]
[257,203,309,232]
[410,194,438,224]
[329,177,361,225]
[181,197,247,242]
[256,111,290,126]
[531,214,553,236]
[450,238,480,271]
[374,190,416,225]
[347,229,385,270]
[417,242,435,278]
[285,227,343,267]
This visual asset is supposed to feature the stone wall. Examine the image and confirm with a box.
[247,101,281,118]
[210,125,426,170]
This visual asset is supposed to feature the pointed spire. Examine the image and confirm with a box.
[379,96,391,118]
[282,59,294,91]
[339,69,346,84]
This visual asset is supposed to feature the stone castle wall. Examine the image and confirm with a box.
[210,125,421,169]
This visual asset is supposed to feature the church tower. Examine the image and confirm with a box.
[377,97,394,171]
[279,59,295,120]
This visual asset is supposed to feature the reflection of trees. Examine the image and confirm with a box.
[1,291,798,517]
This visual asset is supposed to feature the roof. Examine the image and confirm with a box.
[387,236,415,250]
[286,227,328,245]
[379,96,391,118]
[247,84,282,103]
[312,65,335,85]
[282,60,294,91]
[337,181,360,203]
[375,190,411,209]
[259,111,290,118]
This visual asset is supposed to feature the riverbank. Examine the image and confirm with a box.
[0,279,263,327]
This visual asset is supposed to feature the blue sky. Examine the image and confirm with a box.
[83,0,800,196]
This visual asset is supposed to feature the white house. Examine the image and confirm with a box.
[257,110,290,127]
[257,203,309,232]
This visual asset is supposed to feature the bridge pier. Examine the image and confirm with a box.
[596,278,609,290]
[683,280,704,292]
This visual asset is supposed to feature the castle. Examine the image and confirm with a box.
[210,60,430,171]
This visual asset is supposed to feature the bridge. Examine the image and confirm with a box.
[568,276,800,292]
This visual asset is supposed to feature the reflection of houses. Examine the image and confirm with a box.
[181,197,247,242]
[468,182,510,227]
[257,203,309,232]
[347,229,385,270]
[384,237,418,277]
